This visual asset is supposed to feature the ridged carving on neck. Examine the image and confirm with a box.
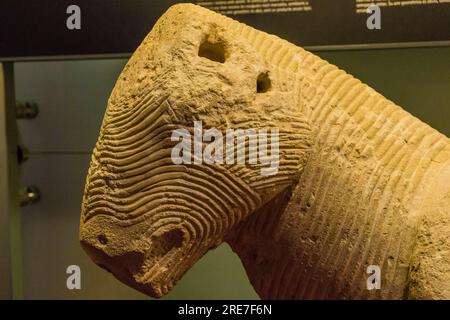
[220,10,449,298]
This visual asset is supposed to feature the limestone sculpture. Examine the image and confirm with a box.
[80,4,450,299]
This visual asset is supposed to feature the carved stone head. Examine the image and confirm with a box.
[80,4,311,297]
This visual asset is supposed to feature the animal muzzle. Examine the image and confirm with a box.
[79,146,239,297]
[80,211,200,297]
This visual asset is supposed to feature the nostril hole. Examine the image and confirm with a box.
[257,72,271,93]
[97,234,108,245]
[151,228,184,257]
[198,39,226,63]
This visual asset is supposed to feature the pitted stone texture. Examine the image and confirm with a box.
[80,3,450,299]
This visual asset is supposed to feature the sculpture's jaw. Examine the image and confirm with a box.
[80,216,205,298]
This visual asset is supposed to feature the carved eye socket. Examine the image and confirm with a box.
[198,38,226,63]
[257,72,271,93]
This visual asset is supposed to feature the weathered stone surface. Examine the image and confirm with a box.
[80,3,450,299]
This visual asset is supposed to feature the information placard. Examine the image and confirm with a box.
[1,0,449,61]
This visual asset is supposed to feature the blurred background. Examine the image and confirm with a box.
[9,46,449,299]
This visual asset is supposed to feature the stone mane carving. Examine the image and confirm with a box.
[80,4,450,299]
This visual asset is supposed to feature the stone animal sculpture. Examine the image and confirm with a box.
[80,4,450,299]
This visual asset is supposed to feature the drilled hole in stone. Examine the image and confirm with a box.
[198,39,226,63]
[257,72,271,93]
[98,234,108,245]
[151,228,184,257]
